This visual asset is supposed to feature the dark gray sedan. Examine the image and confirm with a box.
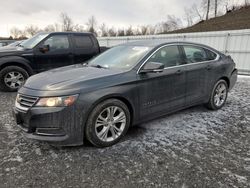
[13,41,238,147]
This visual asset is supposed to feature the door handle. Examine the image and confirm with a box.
[175,70,182,75]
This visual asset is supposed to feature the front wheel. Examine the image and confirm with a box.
[0,66,29,92]
[206,79,228,110]
[85,99,131,147]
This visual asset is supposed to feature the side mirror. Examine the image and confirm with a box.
[39,45,50,53]
[140,62,164,73]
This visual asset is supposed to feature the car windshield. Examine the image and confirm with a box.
[88,45,152,70]
[21,33,49,49]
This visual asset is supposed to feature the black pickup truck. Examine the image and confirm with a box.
[0,32,106,91]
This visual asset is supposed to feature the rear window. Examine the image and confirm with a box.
[74,35,93,48]
[183,46,207,63]
[205,49,217,60]
[183,45,218,63]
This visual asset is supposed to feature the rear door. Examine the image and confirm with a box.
[34,34,74,72]
[137,45,187,119]
[181,45,215,105]
[72,34,98,64]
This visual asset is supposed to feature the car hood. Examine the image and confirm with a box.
[0,47,32,57]
[0,46,30,57]
[23,64,124,92]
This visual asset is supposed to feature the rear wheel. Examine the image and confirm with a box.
[85,99,131,147]
[206,79,228,110]
[0,66,29,92]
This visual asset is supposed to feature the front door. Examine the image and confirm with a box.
[34,34,74,72]
[137,45,187,120]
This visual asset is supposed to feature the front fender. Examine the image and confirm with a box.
[78,85,139,128]
[0,56,34,75]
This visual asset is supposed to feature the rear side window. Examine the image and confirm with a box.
[205,49,217,60]
[183,46,208,63]
[74,35,93,48]
[148,45,183,68]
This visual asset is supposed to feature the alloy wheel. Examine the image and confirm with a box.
[4,71,25,89]
[214,82,227,107]
[95,106,126,142]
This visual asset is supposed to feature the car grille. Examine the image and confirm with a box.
[16,94,39,110]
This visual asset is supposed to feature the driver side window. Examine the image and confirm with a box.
[147,45,183,68]
[43,35,69,50]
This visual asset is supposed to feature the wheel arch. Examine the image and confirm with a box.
[0,59,34,76]
[86,94,135,127]
[219,76,230,88]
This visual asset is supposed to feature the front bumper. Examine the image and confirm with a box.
[13,103,85,146]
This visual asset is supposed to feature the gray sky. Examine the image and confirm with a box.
[0,0,244,37]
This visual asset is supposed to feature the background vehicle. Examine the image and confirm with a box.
[2,40,25,48]
[0,32,107,92]
[13,41,237,147]
[0,40,14,47]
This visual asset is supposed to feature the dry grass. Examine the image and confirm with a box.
[170,5,250,34]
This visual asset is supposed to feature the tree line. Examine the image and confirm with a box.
[8,0,250,39]
[9,12,182,39]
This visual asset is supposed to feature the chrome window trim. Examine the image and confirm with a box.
[137,43,220,74]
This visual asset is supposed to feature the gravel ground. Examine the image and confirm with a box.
[0,76,250,188]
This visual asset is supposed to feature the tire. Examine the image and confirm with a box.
[206,79,228,110]
[0,66,29,92]
[85,99,131,147]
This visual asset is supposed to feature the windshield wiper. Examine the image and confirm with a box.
[90,64,108,69]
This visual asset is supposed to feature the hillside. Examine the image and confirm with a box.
[171,5,250,33]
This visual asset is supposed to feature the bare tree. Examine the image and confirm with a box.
[147,25,156,35]
[157,15,182,33]
[158,22,169,33]
[73,24,85,32]
[86,16,97,34]
[99,23,108,37]
[214,0,218,17]
[54,23,61,32]
[184,7,194,26]
[44,24,56,32]
[19,30,28,39]
[125,26,134,36]
[10,27,22,39]
[117,29,125,36]
[60,12,74,31]
[140,25,148,35]
[133,28,141,35]
[108,28,116,37]
[205,0,211,20]
[166,15,182,31]
[25,25,40,37]
[192,4,204,21]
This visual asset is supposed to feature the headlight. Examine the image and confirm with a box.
[35,95,79,107]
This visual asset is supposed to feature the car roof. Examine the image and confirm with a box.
[38,31,93,35]
[121,40,216,50]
